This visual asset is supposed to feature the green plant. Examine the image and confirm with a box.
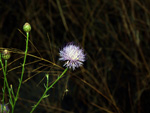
[0,22,86,113]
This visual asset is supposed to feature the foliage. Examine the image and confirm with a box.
[0,0,150,113]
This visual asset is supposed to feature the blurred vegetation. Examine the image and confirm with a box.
[0,0,150,113]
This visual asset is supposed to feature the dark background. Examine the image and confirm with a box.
[0,0,150,113]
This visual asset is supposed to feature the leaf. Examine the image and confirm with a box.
[43,94,49,98]
[44,83,47,89]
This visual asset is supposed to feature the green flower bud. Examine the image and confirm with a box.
[23,22,31,33]
[2,49,11,60]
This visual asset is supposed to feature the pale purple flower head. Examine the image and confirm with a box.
[59,43,86,70]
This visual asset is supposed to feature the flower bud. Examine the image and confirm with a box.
[2,49,11,60]
[23,22,31,33]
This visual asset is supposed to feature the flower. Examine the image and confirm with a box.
[59,43,85,70]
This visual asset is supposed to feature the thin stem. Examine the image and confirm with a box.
[2,77,5,113]
[56,0,68,31]
[2,60,7,113]
[0,55,13,111]
[30,68,68,113]
[12,32,29,113]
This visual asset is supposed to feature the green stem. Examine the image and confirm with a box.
[30,68,68,113]
[2,77,5,113]
[0,55,13,111]
[12,32,29,113]
[2,60,7,113]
